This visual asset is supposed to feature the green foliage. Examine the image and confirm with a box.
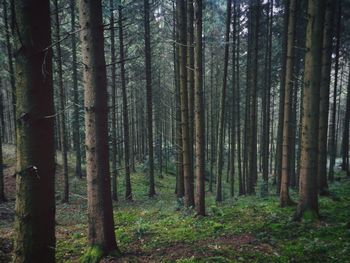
[79,246,104,263]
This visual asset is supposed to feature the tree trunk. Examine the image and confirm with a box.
[216,0,232,202]
[13,0,55,261]
[177,0,194,208]
[341,69,350,176]
[194,0,205,216]
[144,0,156,197]
[328,1,341,182]
[0,84,5,202]
[110,0,118,201]
[294,0,326,221]
[54,0,69,203]
[78,0,118,254]
[280,0,296,207]
[317,0,335,195]
[118,3,132,200]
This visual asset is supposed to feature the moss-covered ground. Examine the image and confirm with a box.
[0,145,349,262]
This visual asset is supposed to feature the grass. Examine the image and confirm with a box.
[1,145,350,262]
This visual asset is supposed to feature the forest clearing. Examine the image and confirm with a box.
[1,0,350,262]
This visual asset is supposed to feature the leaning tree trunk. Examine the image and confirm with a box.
[194,0,205,216]
[12,0,55,261]
[280,0,296,207]
[294,0,326,221]
[317,0,335,195]
[78,0,118,254]
[144,0,156,197]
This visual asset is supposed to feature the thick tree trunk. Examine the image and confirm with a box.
[317,0,335,195]
[0,85,5,202]
[144,0,156,197]
[280,0,296,207]
[294,0,326,221]
[13,1,55,261]
[194,0,205,216]
[78,0,118,253]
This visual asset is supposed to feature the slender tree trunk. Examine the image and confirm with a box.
[144,0,156,197]
[118,3,132,200]
[54,0,69,203]
[275,0,290,191]
[280,0,297,207]
[328,1,341,182]
[216,0,232,202]
[341,69,350,176]
[110,0,118,201]
[78,0,118,254]
[0,84,5,202]
[187,0,195,197]
[294,0,326,221]
[194,0,205,216]
[70,0,83,179]
[317,0,335,195]
[178,0,194,207]
[13,0,55,261]
[3,0,16,139]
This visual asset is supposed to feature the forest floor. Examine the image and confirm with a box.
[1,144,350,263]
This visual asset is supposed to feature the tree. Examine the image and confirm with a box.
[118,1,132,200]
[280,0,297,207]
[216,0,232,202]
[12,0,55,261]
[317,0,335,195]
[110,0,118,201]
[54,0,69,203]
[177,0,194,208]
[0,84,5,202]
[144,0,156,197]
[78,0,118,256]
[194,0,205,216]
[294,0,326,221]
[341,69,350,176]
[70,0,83,179]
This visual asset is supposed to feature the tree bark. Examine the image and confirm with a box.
[78,0,118,253]
[294,0,326,221]
[341,69,350,176]
[13,0,55,261]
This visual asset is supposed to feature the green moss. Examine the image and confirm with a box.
[79,245,104,263]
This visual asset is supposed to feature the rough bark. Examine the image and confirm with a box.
[13,0,55,261]
[341,70,350,176]
[78,0,118,253]
[294,0,326,221]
